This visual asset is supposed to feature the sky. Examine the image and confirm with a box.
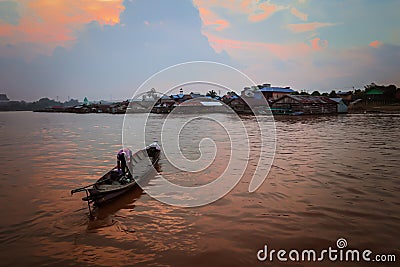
[0,0,399,101]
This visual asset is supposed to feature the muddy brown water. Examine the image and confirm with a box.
[0,111,399,266]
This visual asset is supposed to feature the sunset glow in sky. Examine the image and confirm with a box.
[0,0,399,100]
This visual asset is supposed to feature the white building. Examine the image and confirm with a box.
[330,98,348,113]
[0,94,10,106]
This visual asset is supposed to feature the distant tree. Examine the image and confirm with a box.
[311,91,321,96]
[354,89,365,99]
[0,101,29,111]
[144,88,158,99]
[384,84,397,98]
[363,83,397,100]
[364,83,377,90]
[291,91,300,95]
[321,92,329,97]
[38,97,51,103]
[224,91,238,98]
[329,90,337,98]
[0,97,76,111]
[64,99,79,107]
[299,90,310,95]
[206,90,218,98]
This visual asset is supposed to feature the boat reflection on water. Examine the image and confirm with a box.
[86,163,161,231]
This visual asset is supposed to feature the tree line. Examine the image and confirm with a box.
[0,98,80,111]
[292,83,399,100]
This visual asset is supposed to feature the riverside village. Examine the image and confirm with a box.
[1,82,400,115]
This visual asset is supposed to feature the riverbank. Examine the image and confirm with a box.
[350,103,400,114]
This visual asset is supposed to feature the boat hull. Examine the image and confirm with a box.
[84,182,137,205]
[77,147,160,206]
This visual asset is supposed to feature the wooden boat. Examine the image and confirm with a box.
[71,143,161,214]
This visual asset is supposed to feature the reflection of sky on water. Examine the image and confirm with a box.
[0,112,399,266]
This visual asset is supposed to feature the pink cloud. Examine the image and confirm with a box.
[248,2,279,22]
[310,37,328,50]
[369,40,383,48]
[204,32,314,61]
[290,7,308,21]
[0,0,125,56]
[198,7,229,31]
[287,22,335,33]
[193,0,284,23]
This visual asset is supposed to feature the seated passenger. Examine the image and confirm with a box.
[147,140,161,157]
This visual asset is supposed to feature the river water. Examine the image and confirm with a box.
[0,111,399,266]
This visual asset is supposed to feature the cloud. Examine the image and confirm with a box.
[197,7,229,31]
[290,7,308,21]
[204,33,313,61]
[310,37,328,50]
[0,1,20,25]
[244,44,400,93]
[248,1,281,22]
[190,1,400,92]
[193,0,285,23]
[201,31,400,92]
[287,22,335,33]
[369,40,383,48]
[0,0,125,57]
[0,0,232,101]
[1,0,400,102]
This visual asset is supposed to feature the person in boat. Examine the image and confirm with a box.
[117,148,132,177]
[146,140,161,157]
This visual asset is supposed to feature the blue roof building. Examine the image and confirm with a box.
[242,84,296,101]
[260,87,295,94]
